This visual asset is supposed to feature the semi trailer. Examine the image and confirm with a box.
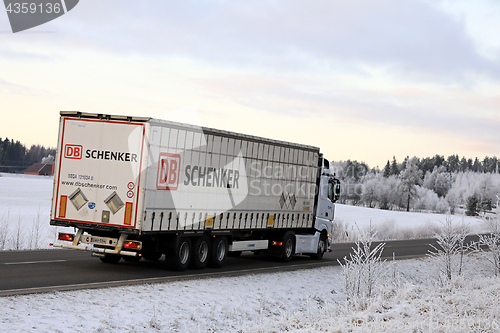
[50,111,340,270]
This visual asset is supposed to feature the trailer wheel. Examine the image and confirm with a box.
[168,237,192,271]
[209,236,227,268]
[281,232,295,262]
[310,234,326,260]
[99,253,121,264]
[191,235,210,270]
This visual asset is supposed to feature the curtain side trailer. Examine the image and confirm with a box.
[51,111,340,270]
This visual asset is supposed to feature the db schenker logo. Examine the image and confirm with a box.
[157,153,181,191]
[3,0,79,33]
[64,144,83,159]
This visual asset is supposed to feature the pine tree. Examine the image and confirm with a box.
[383,160,391,178]
[390,156,399,176]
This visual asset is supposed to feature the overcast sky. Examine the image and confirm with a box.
[1,0,499,168]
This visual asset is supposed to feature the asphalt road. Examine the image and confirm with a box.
[0,235,481,297]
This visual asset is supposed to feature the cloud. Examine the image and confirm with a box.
[36,0,497,84]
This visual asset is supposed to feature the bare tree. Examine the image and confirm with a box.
[28,209,45,250]
[0,210,10,250]
[398,157,423,212]
[12,212,24,250]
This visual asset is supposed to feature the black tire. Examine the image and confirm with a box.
[142,251,162,261]
[122,255,141,263]
[310,234,326,260]
[168,237,192,271]
[209,236,228,268]
[281,232,295,262]
[190,235,211,270]
[99,253,121,264]
[228,251,242,258]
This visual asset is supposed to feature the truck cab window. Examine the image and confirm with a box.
[328,181,334,202]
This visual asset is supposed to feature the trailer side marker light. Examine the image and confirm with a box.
[58,233,74,242]
[59,195,68,218]
[124,202,133,225]
[302,241,305,243]
[123,241,142,250]
[271,241,283,246]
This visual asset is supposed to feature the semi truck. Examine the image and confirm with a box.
[50,111,340,270]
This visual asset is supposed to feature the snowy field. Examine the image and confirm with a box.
[0,173,72,250]
[1,173,499,332]
[335,204,484,241]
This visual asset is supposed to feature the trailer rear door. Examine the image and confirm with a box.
[52,117,146,229]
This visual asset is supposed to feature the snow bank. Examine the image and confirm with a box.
[335,204,484,241]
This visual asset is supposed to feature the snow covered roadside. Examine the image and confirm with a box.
[1,254,500,332]
[1,173,500,332]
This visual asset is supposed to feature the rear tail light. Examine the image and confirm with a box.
[123,241,142,250]
[58,233,75,242]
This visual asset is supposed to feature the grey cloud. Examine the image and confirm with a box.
[44,0,500,84]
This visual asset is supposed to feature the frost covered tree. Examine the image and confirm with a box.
[423,166,451,198]
[41,154,55,164]
[398,157,423,212]
[361,176,378,208]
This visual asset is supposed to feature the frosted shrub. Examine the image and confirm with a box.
[478,216,500,276]
[338,226,386,307]
[331,219,350,242]
[427,217,473,281]
[374,218,398,240]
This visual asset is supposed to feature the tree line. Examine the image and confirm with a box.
[332,154,500,217]
[0,138,55,172]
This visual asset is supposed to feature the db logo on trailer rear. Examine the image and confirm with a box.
[64,144,83,159]
[157,153,181,190]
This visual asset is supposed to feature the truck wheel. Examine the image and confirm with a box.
[99,253,121,264]
[191,235,210,270]
[142,251,162,261]
[169,237,192,271]
[310,235,326,260]
[209,236,227,268]
[122,255,141,263]
[281,232,295,262]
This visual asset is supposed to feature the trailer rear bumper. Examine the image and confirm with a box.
[50,242,140,257]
